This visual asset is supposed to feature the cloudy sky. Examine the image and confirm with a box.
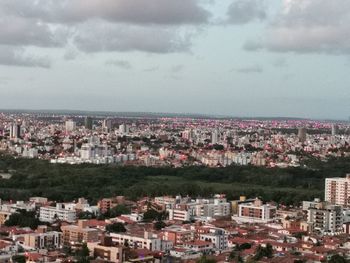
[0,0,349,119]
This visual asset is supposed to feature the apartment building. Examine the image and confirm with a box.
[110,231,172,251]
[87,236,123,263]
[307,201,344,235]
[61,220,99,246]
[325,175,350,207]
[236,198,276,223]
[23,226,61,249]
[39,203,76,223]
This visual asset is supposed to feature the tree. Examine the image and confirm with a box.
[328,254,347,263]
[253,244,273,261]
[106,222,126,233]
[12,255,26,263]
[154,221,166,230]
[75,243,90,263]
[105,205,131,218]
[5,210,41,229]
[143,209,167,222]
[196,256,216,263]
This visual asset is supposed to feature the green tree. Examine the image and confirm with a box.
[106,222,126,233]
[75,243,90,263]
[196,256,216,263]
[12,255,26,263]
[328,254,347,263]
[154,221,166,230]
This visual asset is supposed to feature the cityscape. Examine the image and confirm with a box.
[1,0,350,262]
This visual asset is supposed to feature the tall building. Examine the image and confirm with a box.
[211,129,219,144]
[307,201,343,235]
[65,119,76,133]
[119,123,129,134]
[9,122,21,139]
[331,124,339,136]
[325,175,350,207]
[103,119,113,132]
[84,116,93,130]
[297,127,307,142]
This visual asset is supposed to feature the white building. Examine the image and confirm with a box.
[65,119,76,132]
[39,203,76,223]
[325,175,350,207]
[198,227,228,251]
[235,198,276,223]
[307,201,343,235]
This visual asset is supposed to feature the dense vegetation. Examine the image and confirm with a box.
[0,155,349,205]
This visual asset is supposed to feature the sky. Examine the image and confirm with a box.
[0,0,350,119]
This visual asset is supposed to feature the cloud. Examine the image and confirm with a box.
[226,0,266,24]
[105,59,132,69]
[171,64,185,73]
[0,46,51,68]
[0,0,210,56]
[233,65,263,73]
[0,16,67,47]
[245,0,350,54]
[272,58,288,67]
[73,21,193,53]
[1,0,210,25]
[143,66,159,72]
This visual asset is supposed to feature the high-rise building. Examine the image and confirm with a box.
[211,129,219,144]
[103,119,112,132]
[84,116,93,130]
[331,124,339,136]
[9,122,21,139]
[297,127,307,142]
[119,123,129,134]
[65,119,76,133]
[307,201,343,235]
[325,175,350,207]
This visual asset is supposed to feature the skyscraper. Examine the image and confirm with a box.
[9,122,21,139]
[65,119,76,133]
[103,119,112,132]
[297,127,307,142]
[84,116,93,130]
[331,124,339,136]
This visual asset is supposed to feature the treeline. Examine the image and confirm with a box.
[0,155,349,205]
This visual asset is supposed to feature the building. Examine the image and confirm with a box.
[198,227,228,251]
[39,203,76,223]
[235,198,276,223]
[23,226,62,249]
[61,220,100,246]
[331,124,339,136]
[65,119,76,133]
[0,211,12,225]
[325,175,350,207]
[298,127,307,142]
[103,119,113,132]
[87,240,123,263]
[307,201,343,235]
[110,231,169,251]
[84,116,93,130]
[162,226,195,246]
[119,124,129,134]
[9,122,21,139]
